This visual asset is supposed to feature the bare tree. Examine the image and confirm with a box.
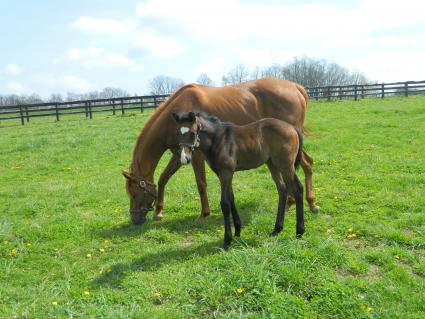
[222,64,250,85]
[149,75,185,95]
[48,94,63,103]
[100,87,130,99]
[196,73,215,86]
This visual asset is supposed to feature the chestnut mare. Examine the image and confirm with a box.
[172,111,304,249]
[122,78,319,225]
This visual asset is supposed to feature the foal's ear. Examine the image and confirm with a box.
[171,112,180,123]
[188,111,196,123]
[121,169,133,180]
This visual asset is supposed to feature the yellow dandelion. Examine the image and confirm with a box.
[99,248,105,253]
[104,240,110,245]
[367,307,373,312]
[51,301,58,306]
[86,253,92,258]
[26,243,32,247]
[83,291,90,296]
[7,248,17,256]
[348,228,353,232]
[395,255,400,260]
[236,288,244,294]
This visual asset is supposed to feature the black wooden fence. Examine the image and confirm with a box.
[305,80,425,101]
[0,94,168,125]
[1,80,425,125]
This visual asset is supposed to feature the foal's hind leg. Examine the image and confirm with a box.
[282,169,305,238]
[301,150,320,213]
[230,190,242,237]
[267,161,287,237]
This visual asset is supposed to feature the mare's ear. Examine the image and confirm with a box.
[121,169,133,180]
[188,111,196,123]
[171,112,180,123]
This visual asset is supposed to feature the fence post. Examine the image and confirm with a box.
[327,87,331,101]
[55,103,59,121]
[404,82,409,97]
[153,96,158,107]
[354,85,358,101]
[140,98,144,112]
[112,100,116,115]
[25,106,30,122]
[339,86,342,99]
[88,102,93,119]
[84,102,89,117]
[361,85,365,99]
[381,84,385,98]
[19,105,25,125]
[121,99,124,116]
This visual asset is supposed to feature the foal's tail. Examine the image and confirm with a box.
[294,127,303,170]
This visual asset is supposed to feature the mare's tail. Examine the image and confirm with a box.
[294,127,303,170]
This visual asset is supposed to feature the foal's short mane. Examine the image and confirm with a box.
[196,111,232,127]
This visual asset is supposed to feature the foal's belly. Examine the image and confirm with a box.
[235,151,269,171]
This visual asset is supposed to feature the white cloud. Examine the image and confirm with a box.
[36,74,95,93]
[4,64,22,75]
[6,81,25,93]
[70,16,137,34]
[135,27,186,58]
[66,47,103,60]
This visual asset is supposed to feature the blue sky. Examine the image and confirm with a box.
[1,0,424,97]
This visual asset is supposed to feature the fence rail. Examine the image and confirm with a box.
[0,94,168,125]
[305,80,425,100]
[1,80,425,125]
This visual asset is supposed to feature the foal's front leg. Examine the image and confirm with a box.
[191,150,211,221]
[219,170,234,250]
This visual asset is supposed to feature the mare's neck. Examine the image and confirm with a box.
[131,118,168,182]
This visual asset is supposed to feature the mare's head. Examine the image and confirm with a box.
[171,111,202,165]
[121,170,157,224]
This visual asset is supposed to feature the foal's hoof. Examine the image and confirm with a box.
[152,213,163,221]
[310,206,320,214]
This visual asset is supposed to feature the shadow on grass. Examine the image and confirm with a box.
[97,198,259,239]
[91,239,224,288]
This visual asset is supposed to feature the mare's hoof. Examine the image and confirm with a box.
[152,213,163,221]
[310,206,320,214]
[196,214,210,223]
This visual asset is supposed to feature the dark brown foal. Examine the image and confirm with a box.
[172,111,305,250]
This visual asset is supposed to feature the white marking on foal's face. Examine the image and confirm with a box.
[180,126,190,134]
[180,148,190,165]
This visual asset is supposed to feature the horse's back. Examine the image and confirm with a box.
[169,78,307,128]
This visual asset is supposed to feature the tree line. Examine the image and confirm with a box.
[1,57,369,106]
[0,87,131,106]
[149,57,369,95]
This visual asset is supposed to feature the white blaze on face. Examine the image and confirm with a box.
[180,148,190,165]
[180,126,190,134]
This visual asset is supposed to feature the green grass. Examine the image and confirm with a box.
[1,96,424,318]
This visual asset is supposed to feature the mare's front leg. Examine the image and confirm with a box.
[191,150,211,221]
[219,170,234,250]
[154,153,181,221]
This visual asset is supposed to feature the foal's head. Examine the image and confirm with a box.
[171,111,201,165]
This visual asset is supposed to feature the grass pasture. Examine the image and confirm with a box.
[1,96,425,318]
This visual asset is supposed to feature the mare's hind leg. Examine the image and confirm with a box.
[230,190,241,237]
[154,153,182,221]
[301,150,320,213]
[267,161,288,236]
[191,150,211,221]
